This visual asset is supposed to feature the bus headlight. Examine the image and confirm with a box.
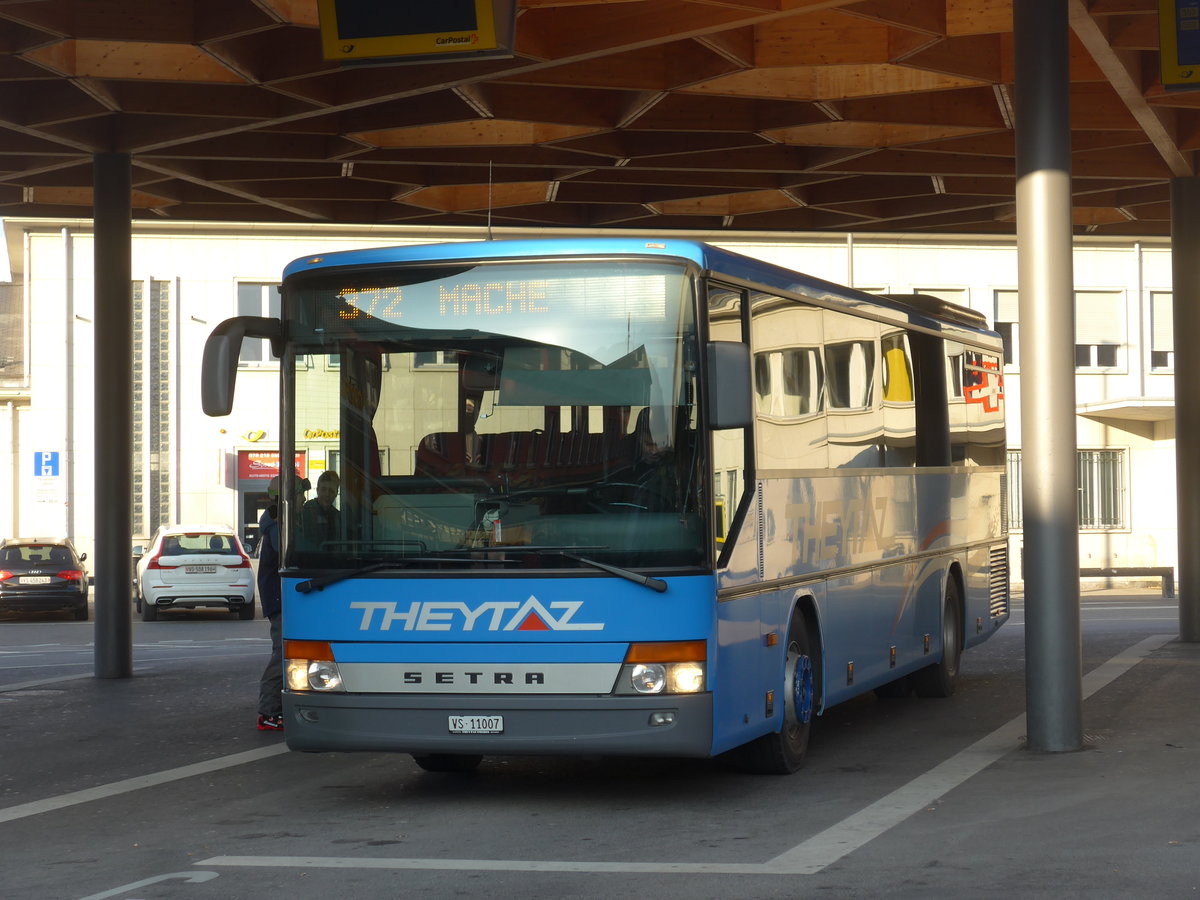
[631,663,667,693]
[619,661,706,694]
[286,659,344,692]
[615,641,707,695]
[670,662,705,693]
[284,640,344,692]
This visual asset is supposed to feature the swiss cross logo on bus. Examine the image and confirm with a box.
[964,356,1004,414]
[349,596,604,632]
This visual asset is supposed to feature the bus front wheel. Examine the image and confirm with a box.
[912,578,963,698]
[412,753,483,773]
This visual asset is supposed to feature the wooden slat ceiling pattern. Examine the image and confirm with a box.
[0,0,1186,234]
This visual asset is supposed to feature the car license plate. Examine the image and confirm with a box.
[448,715,503,734]
[20,576,50,585]
[184,565,217,574]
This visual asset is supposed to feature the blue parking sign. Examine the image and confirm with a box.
[34,451,59,477]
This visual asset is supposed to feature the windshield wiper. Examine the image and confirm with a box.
[294,554,523,593]
[295,562,391,594]
[294,548,666,593]
[546,551,667,593]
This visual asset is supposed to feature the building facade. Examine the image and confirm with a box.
[0,218,1177,581]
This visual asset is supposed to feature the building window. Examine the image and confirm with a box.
[414,350,458,368]
[1074,290,1123,369]
[237,282,281,364]
[1077,449,1125,529]
[132,279,172,538]
[1006,448,1125,531]
[1150,291,1174,371]
[1006,450,1023,530]
[824,340,874,409]
[994,289,1019,367]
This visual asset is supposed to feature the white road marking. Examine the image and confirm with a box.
[198,634,1174,878]
[77,871,220,900]
[0,673,93,692]
[1,635,1173,881]
[0,744,289,825]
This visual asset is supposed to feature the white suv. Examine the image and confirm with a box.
[135,525,255,621]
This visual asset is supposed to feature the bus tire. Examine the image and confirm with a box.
[412,753,483,773]
[733,611,818,775]
[912,577,962,698]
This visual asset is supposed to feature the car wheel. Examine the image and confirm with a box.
[238,602,255,620]
[141,601,158,622]
[73,603,89,621]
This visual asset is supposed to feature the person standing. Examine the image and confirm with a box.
[256,475,284,731]
[300,469,340,548]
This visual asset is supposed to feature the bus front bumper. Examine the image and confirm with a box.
[282,691,714,758]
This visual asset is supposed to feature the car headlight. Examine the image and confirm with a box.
[284,641,345,692]
[614,641,706,695]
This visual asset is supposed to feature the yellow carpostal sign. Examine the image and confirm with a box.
[1161,0,1200,91]
[317,0,505,62]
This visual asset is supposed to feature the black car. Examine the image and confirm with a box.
[0,538,89,620]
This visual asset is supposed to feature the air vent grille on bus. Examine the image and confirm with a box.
[1000,472,1008,532]
[756,481,765,579]
[989,545,1010,618]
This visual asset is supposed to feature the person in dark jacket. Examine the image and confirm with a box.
[299,469,340,549]
[256,476,284,731]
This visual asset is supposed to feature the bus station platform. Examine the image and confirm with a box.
[0,590,1196,898]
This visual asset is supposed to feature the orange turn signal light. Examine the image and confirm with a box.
[285,640,334,661]
[624,640,707,663]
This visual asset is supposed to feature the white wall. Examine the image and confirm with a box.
[5,220,1180,578]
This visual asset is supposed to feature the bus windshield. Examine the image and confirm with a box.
[284,258,706,572]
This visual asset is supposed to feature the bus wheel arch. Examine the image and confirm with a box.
[913,565,964,698]
[728,597,821,774]
[791,594,824,715]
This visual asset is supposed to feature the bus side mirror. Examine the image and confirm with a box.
[201,316,283,416]
[707,341,752,430]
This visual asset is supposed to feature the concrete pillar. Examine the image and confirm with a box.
[93,152,133,679]
[1171,178,1200,642]
[1014,0,1084,751]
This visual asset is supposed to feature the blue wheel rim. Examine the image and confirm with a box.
[793,652,814,724]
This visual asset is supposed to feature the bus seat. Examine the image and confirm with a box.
[415,432,490,478]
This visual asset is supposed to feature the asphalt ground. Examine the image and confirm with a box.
[0,590,1196,899]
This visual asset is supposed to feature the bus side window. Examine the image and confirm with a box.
[707,284,747,565]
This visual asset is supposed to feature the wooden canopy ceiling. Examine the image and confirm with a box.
[0,0,1188,235]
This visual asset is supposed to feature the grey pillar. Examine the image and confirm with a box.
[1172,179,1200,642]
[1014,0,1083,751]
[93,152,133,679]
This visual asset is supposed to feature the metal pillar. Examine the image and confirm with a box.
[1171,178,1200,642]
[93,152,133,678]
[1014,0,1084,751]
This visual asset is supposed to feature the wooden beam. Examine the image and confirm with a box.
[1068,0,1191,175]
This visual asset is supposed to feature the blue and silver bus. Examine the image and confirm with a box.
[202,237,1009,774]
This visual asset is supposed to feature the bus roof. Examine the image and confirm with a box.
[282,237,996,342]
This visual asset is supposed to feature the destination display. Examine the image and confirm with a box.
[303,262,685,335]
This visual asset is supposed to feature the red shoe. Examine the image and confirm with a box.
[257,714,284,731]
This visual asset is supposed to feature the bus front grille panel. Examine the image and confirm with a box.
[989,544,1010,617]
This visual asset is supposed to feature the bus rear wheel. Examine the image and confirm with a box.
[912,577,963,698]
[412,753,483,773]
[733,611,818,775]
